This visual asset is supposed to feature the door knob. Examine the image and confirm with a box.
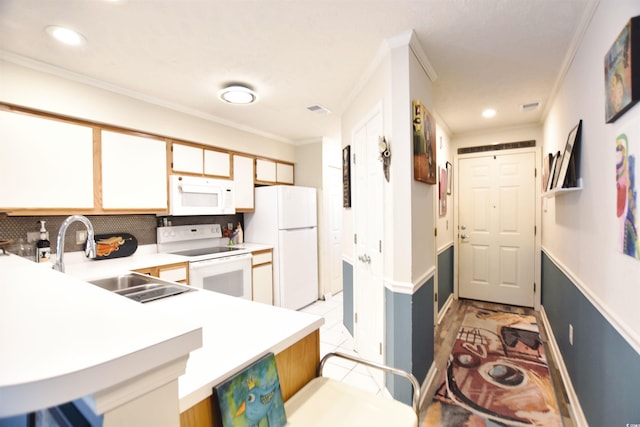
[358,254,371,264]
[460,233,470,240]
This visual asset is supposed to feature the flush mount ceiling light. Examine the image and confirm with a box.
[482,108,496,118]
[45,25,86,46]
[218,85,257,105]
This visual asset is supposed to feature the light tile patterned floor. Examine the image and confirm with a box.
[299,292,392,398]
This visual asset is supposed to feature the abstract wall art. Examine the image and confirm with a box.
[616,124,639,260]
[605,16,640,123]
[412,100,437,184]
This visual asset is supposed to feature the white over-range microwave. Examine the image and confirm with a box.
[169,175,235,216]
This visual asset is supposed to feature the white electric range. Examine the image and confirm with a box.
[157,224,253,299]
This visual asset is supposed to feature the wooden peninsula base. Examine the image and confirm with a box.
[180,330,320,427]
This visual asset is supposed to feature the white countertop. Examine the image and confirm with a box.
[0,254,203,418]
[57,242,322,413]
[148,288,323,412]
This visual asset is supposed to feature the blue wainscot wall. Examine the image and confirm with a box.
[541,251,640,426]
[385,277,434,405]
[437,245,454,311]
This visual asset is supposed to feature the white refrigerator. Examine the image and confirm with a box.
[245,185,318,310]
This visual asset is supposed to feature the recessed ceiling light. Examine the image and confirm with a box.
[218,85,257,105]
[45,25,86,46]
[482,108,496,118]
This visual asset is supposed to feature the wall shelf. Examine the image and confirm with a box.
[542,178,583,198]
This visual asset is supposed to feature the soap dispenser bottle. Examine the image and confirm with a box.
[36,220,51,263]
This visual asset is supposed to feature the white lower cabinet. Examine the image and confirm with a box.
[252,249,273,305]
[134,262,189,284]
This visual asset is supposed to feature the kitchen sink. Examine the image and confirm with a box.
[89,272,194,303]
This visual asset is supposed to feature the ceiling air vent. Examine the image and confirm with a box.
[520,101,540,112]
[306,104,331,115]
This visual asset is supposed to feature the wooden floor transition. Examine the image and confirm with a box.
[418,298,576,427]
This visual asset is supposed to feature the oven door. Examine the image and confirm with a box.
[189,253,252,299]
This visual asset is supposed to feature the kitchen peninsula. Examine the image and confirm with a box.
[1,252,323,427]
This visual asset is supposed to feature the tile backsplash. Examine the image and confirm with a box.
[0,214,243,255]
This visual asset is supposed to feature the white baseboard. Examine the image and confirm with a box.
[436,294,455,325]
[419,361,438,409]
[539,306,588,427]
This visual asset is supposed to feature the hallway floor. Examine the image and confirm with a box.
[301,295,576,426]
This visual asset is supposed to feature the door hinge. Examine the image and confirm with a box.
[534,225,537,235]
[434,292,438,303]
[534,167,537,178]
[379,240,382,253]
[353,153,356,164]
[379,342,382,355]
[434,228,438,237]
[534,283,536,293]
[354,234,357,244]
[355,312,358,323]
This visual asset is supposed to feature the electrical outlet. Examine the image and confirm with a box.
[76,230,87,244]
[569,324,574,346]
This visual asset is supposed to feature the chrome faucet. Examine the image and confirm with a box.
[53,215,97,273]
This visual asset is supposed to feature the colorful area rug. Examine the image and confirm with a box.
[423,306,563,427]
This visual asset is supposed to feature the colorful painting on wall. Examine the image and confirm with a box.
[423,306,562,427]
[439,166,447,216]
[605,16,640,123]
[413,100,437,184]
[616,124,639,259]
[216,353,286,427]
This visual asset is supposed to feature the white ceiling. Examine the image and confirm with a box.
[0,0,597,144]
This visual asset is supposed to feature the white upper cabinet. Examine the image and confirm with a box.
[172,143,202,174]
[256,158,294,184]
[233,154,255,211]
[255,158,277,183]
[204,149,231,178]
[172,143,231,178]
[276,162,294,184]
[0,110,94,209]
[101,130,167,210]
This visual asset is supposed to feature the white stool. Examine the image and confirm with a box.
[285,352,420,427]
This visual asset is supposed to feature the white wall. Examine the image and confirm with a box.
[341,31,435,290]
[452,124,543,150]
[542,1,640,351]
[435,123,454,252]
[0,60,295,161]
[406,43,436,286]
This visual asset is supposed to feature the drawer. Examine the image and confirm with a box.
[159,266,188,283]
[252,250,272,265]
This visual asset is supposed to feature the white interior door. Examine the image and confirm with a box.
[353,107,384,377]
[328,166,343,296]
[458,151,535,307]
